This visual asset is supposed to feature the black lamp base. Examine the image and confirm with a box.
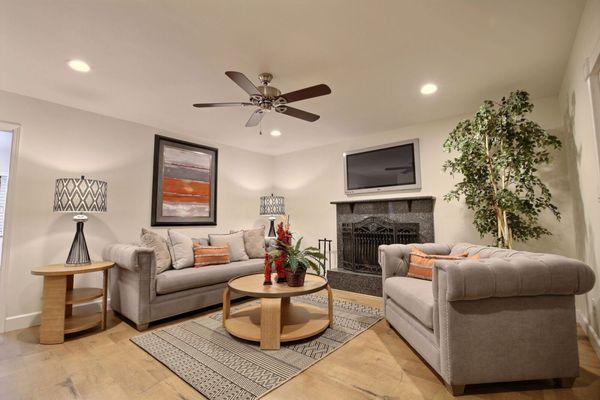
[66,220,91,265]
[267,218,276,238]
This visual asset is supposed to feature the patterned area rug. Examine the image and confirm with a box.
[131,294,382,400]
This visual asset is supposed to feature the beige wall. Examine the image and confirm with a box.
[558,0,600,346]
[0,90,273,330]
[273,97,577,268]
[0,89,583,332]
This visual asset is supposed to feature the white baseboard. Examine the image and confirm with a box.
[4,298,109,332]
[577,309,600,359]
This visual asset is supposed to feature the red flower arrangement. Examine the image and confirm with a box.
[263,221,325,286]
[263,222,291,285]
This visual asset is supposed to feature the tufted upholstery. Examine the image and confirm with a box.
[379,242,596,391]
[437,254,595,302]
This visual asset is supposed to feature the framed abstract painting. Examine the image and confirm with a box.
[151,135,218,226]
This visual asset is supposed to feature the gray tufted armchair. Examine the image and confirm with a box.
[378,242,595,395]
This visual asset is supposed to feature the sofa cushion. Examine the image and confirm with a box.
[384,277,434,329]
[231,226,266,258]
[140,228,171,274]
[193,244,230,267]
[408,248,467,281]
[167,230,195,269]
[156,259,264,295]
[209,231,250,261]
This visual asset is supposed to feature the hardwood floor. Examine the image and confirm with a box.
[1,289,599,399]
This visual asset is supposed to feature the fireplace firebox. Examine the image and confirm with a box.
[328,197,435,295]
[341,217,420,274]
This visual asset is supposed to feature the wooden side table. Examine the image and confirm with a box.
[31,261,114,344]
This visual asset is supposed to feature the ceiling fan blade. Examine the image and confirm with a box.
[245,109,264,127]
[280,84,331,104]
[193,102,252,108]
[276,106,320,122]
[225,71,261,96]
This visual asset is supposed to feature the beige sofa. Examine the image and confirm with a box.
[103,242,265,330]
[378,242,595,395]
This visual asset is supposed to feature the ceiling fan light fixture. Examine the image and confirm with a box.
[270,130,282,137]
[192,71,331,127]
[420,83,438,95]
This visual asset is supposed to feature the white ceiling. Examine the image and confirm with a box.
[0,0,584,155]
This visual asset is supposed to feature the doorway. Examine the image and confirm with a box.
[0,122,19,333]
[0,131,12,260]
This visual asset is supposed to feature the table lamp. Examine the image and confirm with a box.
[259,194,285,238]
[53,176,107,265]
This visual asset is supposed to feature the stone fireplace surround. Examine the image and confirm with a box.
[328,196,435,296]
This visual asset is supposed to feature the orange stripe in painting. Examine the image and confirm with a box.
[163,195,209,204]
[163,177,210,196]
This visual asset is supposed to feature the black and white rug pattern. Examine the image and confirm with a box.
[131,294,382,400]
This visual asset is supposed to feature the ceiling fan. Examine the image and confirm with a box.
[193,71,331,127]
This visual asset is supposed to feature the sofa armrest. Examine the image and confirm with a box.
[102,243,157,327]
[378,244,409,280]
[102,243,154,272]
[378,243,454,280]
[435,255,595,302]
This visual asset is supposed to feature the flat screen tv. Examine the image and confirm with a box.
[344,139,421,194]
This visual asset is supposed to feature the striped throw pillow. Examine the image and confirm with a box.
[407,248,468,280]
[193,244,230,267]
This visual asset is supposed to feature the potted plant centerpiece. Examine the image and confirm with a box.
[265,222,325,287]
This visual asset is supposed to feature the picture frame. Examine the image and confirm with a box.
[151,134,218,226]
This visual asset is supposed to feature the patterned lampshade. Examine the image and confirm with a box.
[259,194,285,216]
[53,176,107,213]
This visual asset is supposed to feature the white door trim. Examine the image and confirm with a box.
[583,35,600,181]
[0,121,21,333]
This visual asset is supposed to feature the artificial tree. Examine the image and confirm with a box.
[442,90,562,249]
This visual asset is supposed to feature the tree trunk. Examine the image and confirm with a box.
[495,207,512,249]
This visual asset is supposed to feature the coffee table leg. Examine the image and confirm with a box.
[281,296,291,329]
[222,287,230,327]
[327,284,333,325]
[261,298,281,350]
[40,276,67,344]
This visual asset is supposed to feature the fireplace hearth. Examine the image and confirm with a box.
[328,197,435,296]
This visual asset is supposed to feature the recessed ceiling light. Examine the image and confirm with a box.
[270,130,282,137]
[67,59,91,73]
[420,83,437,95]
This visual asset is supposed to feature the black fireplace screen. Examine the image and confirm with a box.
[341,216,420,274]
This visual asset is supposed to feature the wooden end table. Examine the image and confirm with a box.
[31,261,114,344]
[223,273,333,350]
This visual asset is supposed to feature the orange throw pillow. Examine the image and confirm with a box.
[408,248,468,280]
[193,244,230,267]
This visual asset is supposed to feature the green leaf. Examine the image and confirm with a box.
[442,90,561,248]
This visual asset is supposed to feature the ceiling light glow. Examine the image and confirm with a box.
[270,130,282,137]
[68,59,91,73]
[420,83,437,95]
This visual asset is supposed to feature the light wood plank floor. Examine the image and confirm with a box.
[1,289,599,399]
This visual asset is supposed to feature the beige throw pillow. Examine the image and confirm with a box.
[140,228,171,274]
[231,226,265,259]
[167,230,195,269]
[209,231,249,261]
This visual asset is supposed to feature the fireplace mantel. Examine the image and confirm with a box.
[330,196,435,205]
[331,196,435,214]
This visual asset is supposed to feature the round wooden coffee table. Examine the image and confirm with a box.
[223,273,333,350]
